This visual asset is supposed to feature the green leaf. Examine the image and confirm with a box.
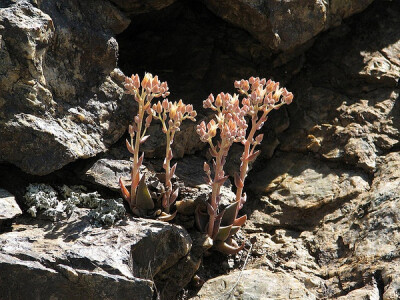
[229,226,240,237]
[136,175,154,210]
[221,202,239,226]
[214,225,232,242]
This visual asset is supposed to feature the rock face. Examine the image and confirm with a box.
[196,1,400,299]
[0,0,130,175]
[1,0,400,299]
[202,0,375,54]
[0,208,192,299]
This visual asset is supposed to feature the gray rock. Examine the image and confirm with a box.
[193,269,317,300]
[0,1,131,175]
[280,2,400,173]
[0,209,192,299]
[0,253,154,300]
[83,158,132,191]
[202,0,374,54]
[0,189,22,225]
[248,152,370,229]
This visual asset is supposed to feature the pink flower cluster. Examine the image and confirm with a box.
[124,73,170,100]
[152,99,196,133]
[197,93,247,145]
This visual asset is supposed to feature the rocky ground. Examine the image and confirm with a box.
[1,0,399,299]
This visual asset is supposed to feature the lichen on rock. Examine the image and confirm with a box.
[24,184,126,226]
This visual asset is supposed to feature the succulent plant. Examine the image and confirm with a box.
[196,77,293,254]
[151,98,197,221]
[120,73,197,221]
[119,73,169,217]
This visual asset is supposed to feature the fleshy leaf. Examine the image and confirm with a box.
[195,206,208,232]
[119,178,131,203]
[214,240,245,255]
[140,135,150,144]
[229,226,240,237]
[158,210,177,222]
[136,174,154,210]
[170,163,177,178]
[247,150,260,162]
[234,172,244,188]
[221,202,239,226]
[126,139,135,154]
[214,225,232,242]
[233,214,247,227]
[169,187,179,204]
[211,211,224,240]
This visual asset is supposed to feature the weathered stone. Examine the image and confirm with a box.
[194,269,317,300]
[280,2,400,173]
[0,1,131,175]
[83,158,132,191]
[0,253,154,300]
[336,281,379,300]
[0,208,192,299]
[248,152,369,229]
[0,189,22,226]
[202,0,374,54]
[155,232,212,300]
[309,152,400,297]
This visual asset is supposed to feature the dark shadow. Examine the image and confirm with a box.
[117,0,273,115]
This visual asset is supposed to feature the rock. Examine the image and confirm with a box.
[110,0,177,15]
[248,152,370,229]
[0,189,22,227]
[193,269,317,300]
[309,152,400,297]
[0,1,131,175]
[0,252,154,300]
[155,232,212,300]
[0,208,192,299]
[83,158,132,191]
[201,0,374,54]
[280,1,400,173]
[336,281,379,300]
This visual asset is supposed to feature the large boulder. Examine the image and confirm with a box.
[0,207,192,299]
[202,0,375,54]
[0,0,130,175]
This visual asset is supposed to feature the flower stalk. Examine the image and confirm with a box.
[119,73,169,213]
[152,99,197,213]
[234,77,294,218]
